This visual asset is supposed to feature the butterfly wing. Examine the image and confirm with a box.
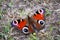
[17,19,27,30]
[29,8,45,31]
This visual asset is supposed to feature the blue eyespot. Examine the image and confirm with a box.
[40,8,45,14]
[22,27,29,34]
[11,21,15,27]
[11,20,18,27]
[38,20,45,26]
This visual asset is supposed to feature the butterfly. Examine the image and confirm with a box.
[11,8,45,34]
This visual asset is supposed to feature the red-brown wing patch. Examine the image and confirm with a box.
[33,14,44,20]
[17,20,27,30]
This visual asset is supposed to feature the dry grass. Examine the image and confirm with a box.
[0,0,60,40]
